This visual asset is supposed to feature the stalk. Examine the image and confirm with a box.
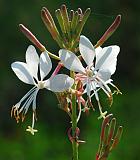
[71,71,79,160]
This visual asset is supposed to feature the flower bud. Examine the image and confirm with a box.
[19,24,46,52]
[95,15,121,48]
[107,118,116,145]
[41,8,63,48]
[41,9,58,39]
[75,8,91,37]
[101,114,113,141]
[61,4,71,37]
[55,9,66,34]
[111,126,123,150]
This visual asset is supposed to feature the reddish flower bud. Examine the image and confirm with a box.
[19,24,46,52]
[95,15,121,48]
[101,114,113,141]
[111,126,123,150]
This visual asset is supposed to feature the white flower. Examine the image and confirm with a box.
[59,35,120,118]
[11,45,74,134]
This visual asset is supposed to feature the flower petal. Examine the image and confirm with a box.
[97,69,111,81]
[95,45,120,75]
[95,46,102,55]
[11,62,35,84]
[59,49,85,73]
[40,51,52,80]
[44,74,74,92]
[26,45,39,80]
[79,35,95,67]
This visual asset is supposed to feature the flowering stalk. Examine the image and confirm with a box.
[11,4,123,160]
[71,71,79,160]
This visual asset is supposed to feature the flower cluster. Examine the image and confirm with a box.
[9,4,125,160]
[11,35,120,135]
[11,5,122,143]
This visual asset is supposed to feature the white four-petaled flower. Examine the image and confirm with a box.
[59,35,120,118]
[11,45,74,135]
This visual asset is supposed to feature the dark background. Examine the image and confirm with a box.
[0,0,140,159]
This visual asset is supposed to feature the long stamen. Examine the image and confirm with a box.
[19,86,37,103]
[24,91,39,135]
[96,81,110,97]
[32,89,39,111]
[32,111,35,128]
[109,82,122,95]
[77,103,82,123]
[95,77,113,105]
[11,87,38,123]
[91,82,99,101]
[90,88,100,98]
[97,100,107,119]
[96,77,111,94]
[19,90,36,114]
[21,92,36,119]
[91,82,107,119]
[22,89,39,122]
[11,103,20,123]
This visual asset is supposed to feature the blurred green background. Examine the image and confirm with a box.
[0,0,140,159]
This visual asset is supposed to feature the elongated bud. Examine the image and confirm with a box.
[41,9,57,39]
[41,8,64,48]
[55,9,66,34]
[71,11,79,33]
[111,126,123,150]
[42,7,55,25]
[19,24,46,52]
[75,8,91,36]
[43,7,62,39]
[70,10,74,21]
[61,4,70,36]
[78,8,83,17]
[101,114,113,141]
[95,15,121,48]
[103,123,109,145]
[72,8,91,48]
[107,118,116,145]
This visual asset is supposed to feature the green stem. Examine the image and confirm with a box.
[72,94,78,160]
[47,51,60,60]
[41,46,60,61]
[71,71,79,160]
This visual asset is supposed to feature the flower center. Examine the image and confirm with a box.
[37,81,45,89]
[86,69,93,77]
